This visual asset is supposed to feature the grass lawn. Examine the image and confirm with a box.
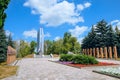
[24,54,34,58]
[116,58,120,61]
[0,62,18,79]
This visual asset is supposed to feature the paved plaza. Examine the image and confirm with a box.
[3,58,120,80]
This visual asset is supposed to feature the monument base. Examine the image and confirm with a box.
[34,54,44,58]
[34,54,52,58]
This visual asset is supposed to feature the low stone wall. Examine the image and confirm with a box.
[82,46,118,59]
[7,46,16,64]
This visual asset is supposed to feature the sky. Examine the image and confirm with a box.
[4,0,120,43]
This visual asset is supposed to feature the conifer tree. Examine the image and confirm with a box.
[0,0,10,62]
[106,25,117,47]
[95,20,108,47]
[0,29,7,62]
[0,0,10,29]
[8,33,14,48]
[115,26,120,57]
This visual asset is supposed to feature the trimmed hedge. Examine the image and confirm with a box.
[59,54,73,61]
[59,54,98,64]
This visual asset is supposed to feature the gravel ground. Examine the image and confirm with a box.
[3,58,120,80]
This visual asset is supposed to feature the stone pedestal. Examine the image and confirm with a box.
[90,48,92,56]
[100,47,103,58]
[96,48,99,58]
[113,46,118,59]
[93,48,95,57]
[85,49,86,55]
[82,49,84,54]
[7,46,16,64]
[84,49,85,54]
[109,47,112,59]
[87,49,89,55]
[104,47,108,59]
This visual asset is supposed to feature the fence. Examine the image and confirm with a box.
[7,46,16,64]
[82,46,118,59]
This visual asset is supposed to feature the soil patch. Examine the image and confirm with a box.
[54,61,118,68]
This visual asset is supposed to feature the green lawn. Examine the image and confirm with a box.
[0,62,18,79]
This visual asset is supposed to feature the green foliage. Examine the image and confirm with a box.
[44,40,53,55]
[106,25,117,47]
[0,29,7,62]
[115,26,120,57]
[87,56,98,64]
[45,32,81,55]
[82,26,97,49]
[72,54,86,64]
[94,20,109,47]
[59,54,98,64]
[62,32,81,54]
[82,20,120,57]
[30,41,37,54]
[82,20,119,48]
[59,54,73,61]
[0,0,10,62]
[0,0,10,29]
[7,33,14,48]
[17,40,31,58]
[72,54,98,64]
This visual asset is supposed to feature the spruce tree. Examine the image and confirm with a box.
[95,20,108,47]
[115,26,120,57]
[0,0,10,62]
[0,29,8,62]
[88,26,97,48]
[106,25,117,47]
[0,0,10,29]
[8,33,14,48]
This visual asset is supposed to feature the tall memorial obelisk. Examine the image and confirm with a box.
[37,27,44,57]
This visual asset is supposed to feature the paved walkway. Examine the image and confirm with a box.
[3,58,120,80]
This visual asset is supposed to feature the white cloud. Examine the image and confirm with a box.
[69,26,88,37]
[77,4,84,11]
[78,37,84,44]
[23,29,37,38]
[44,32,51,37]
[69,25,88,44]
[23,29,51,38]
[54,36,61,41]
[5,30,14,36]
[110,20,119,24]
[24,0,91,27]
[77,2,91,11]
[84,2,91,8]
[110,20,120,30]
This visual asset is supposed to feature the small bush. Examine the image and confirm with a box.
[59,54,98,64]
[72,54,85,64]
[59,54,73,61]
[88,56,98,64]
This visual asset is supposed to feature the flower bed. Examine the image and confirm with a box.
[58,54,118,68]
[56,61,118,68]
[59,54,98,64]
[93,67,120,78]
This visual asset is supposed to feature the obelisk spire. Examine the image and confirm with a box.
[37,27,44,57]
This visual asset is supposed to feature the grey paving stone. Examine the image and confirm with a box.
[3,58,120,80]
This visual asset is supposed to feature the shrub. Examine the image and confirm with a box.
[88,55,98,64]
[81,55,89,64]
[59,54,98,64]
[72,54,85,64]
[59,54,73,61]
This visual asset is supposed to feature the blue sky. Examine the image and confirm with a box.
[4,0,120,43]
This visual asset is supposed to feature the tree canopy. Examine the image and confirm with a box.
[81,20,120,56]
[44,32,81,55]
[0,0,10,62]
